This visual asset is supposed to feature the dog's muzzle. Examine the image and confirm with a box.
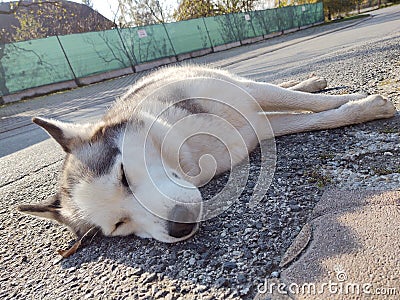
[167,205,198,238]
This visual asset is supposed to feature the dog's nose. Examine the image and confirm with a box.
[168,221,196,238]
[167,205,197,238]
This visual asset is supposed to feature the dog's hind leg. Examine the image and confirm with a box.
[279,77,327,93]
[245,81,364,113]
[278,80,300,88]
[288,77,328,93]
[265,95,396,137]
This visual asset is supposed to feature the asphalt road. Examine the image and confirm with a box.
[1,5,399,300]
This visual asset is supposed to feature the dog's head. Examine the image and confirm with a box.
[18,117,202,243]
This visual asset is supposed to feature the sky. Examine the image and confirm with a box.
[70,0,276,21]
[73,0,120,21]
[69,0,179,21]
[0,0,275,23]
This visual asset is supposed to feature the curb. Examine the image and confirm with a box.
[254,189,400,300]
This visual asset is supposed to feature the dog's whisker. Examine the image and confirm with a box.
[89,228,101,245]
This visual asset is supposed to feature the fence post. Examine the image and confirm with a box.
[227,14,239,43]
[257,10,269,36]
[246,12,258,38]
[275,7,284,34]
[115,27,137,72]
[202,17,214,49]
[55,35,80,86]
[161,23,178,61]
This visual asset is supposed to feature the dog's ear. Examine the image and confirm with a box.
[32,117,92,153]
[18,195,62,222]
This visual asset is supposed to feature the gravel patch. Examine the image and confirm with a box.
[265,32,400,191]
[1,22,399,300]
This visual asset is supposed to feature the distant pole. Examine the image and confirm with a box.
[55,35,79,86]
[340,0,343,17]
[202,17,213,48]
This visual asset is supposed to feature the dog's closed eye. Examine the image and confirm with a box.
[115,220,125,229]
[120,164,129,187]
[171,172,180,179]
[114,217,130,232]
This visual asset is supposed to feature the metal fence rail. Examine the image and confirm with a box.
[0,2,324,98]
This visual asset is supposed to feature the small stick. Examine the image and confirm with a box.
[57,227,96,258]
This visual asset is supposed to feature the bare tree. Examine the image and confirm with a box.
[117,0,174,27]
[81,0,93,8]
[174,0,217,21]
[174,0,260,21]
[273,0,360,20]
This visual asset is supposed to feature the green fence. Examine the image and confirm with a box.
[0,2,324,97]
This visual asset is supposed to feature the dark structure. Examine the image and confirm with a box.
[0,0,115,43]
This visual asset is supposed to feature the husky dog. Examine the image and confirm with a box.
[18,65,396,243]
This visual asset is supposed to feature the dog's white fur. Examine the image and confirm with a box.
[18,65,396,243]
